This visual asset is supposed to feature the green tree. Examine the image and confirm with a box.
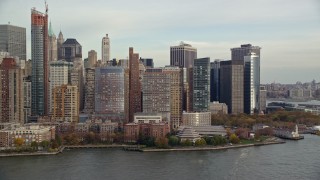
[181,139,193,146]
[168,136,179,146]
[229,134,240,144]
[195,138,207,146]
[40,140,50,150]
[31,141,38,150]
[14,138,24,147]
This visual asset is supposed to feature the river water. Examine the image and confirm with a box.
[1,135,320,180]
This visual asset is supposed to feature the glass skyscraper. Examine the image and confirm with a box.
[193,58,210,112]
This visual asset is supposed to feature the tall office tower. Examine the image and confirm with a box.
[259,86,267,114]
[57,31,64,59]
[183,68,194,112]
[170,42,197,68]
[129,47,142,122]
[220,60,244,114]
[48,22,57,62]
[52,85,79,122]
[140,58,154,68]
[0,24,26,61]
[23,76,32,123]
[101,34,110,64]
[49,60,73,113]
[95,67,125,121]
[0,58,24,123]
[124,69,130,123]
[70,59,84,111]
[244,53,260,114]
[88,50,97,68]
[84,68,95,113]
[61,38,82,62]
[231,44,261,61]
[31,7,49,116]
[210,60,221,102]
[142,68,171,115]
[193,58,210,112]
[163,66,183,129]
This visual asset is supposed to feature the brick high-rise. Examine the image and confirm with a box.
[129,47,142,122]
[31,7,49,116]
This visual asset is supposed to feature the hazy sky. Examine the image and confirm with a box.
[1,0,319,83]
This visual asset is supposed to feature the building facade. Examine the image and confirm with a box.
[84,68,95,113]
[142,68,171,115]
[129,48,142,122]
[0,58,24,124]
[244,53,260,114]
[182,112,211,126]
[193,58,210,112]
[60,38,82,62]
[210,60,221,102]
[220,60,244,114]
[31,8,49,116]
[231,44,261,61]
[52,85,79,122]
[170,42,197,68]
[49,60,72,113]
[140,58,154,68]
[87,50,97,68]
[48,22,57,62]
[101,34,110,64]
[0,24,26,61]
[95,67,125,117]
[23,76,32,123]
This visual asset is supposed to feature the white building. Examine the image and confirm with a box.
[134,113,163,124]
[101,34,110,65]
[49,60,73,114]
[182,112,211,126]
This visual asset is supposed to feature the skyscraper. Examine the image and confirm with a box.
[0,24,26,60]
[102,34,110,64]
[220,60,244,114]
[163,66,183,129]
[49,60,73,114]
[31,7,49,116]
[52,85,79,122]
[84,68,95,114]
[95,67,126,121]
[48,22,57,62]
[61,38,82,62]
[0,58,24,123]
[231,44,261,61]
[70,59,84,111]
[210,60,221,102]
[23,76,32,123]
[193,58,210,112]
[142,68,171,115]
[129,47,142,122]
[57,31,64,60]
[244,53,260,114]
[170,42,197,68]
[88,50,97,68]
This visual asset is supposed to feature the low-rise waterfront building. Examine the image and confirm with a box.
[209,102,228,114]
[182,112,211,126]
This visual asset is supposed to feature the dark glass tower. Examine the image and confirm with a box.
[193,58,210,112]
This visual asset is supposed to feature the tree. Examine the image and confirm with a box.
[14,138,24,147]
[40,140,50,150]
[181,139,193,146]
[31,141,38,150]
[229,134,240,144]
[168,136,179,146]
[155,137,169,149]
[195,138,206,146]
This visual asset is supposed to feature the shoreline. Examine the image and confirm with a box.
[141,141,285,152]
[0,141,285,157]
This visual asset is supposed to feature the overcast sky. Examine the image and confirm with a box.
[1,0,319,83]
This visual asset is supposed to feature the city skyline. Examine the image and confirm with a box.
[0,0,320,83]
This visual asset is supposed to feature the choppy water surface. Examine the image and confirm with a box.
[1,135,320,180]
